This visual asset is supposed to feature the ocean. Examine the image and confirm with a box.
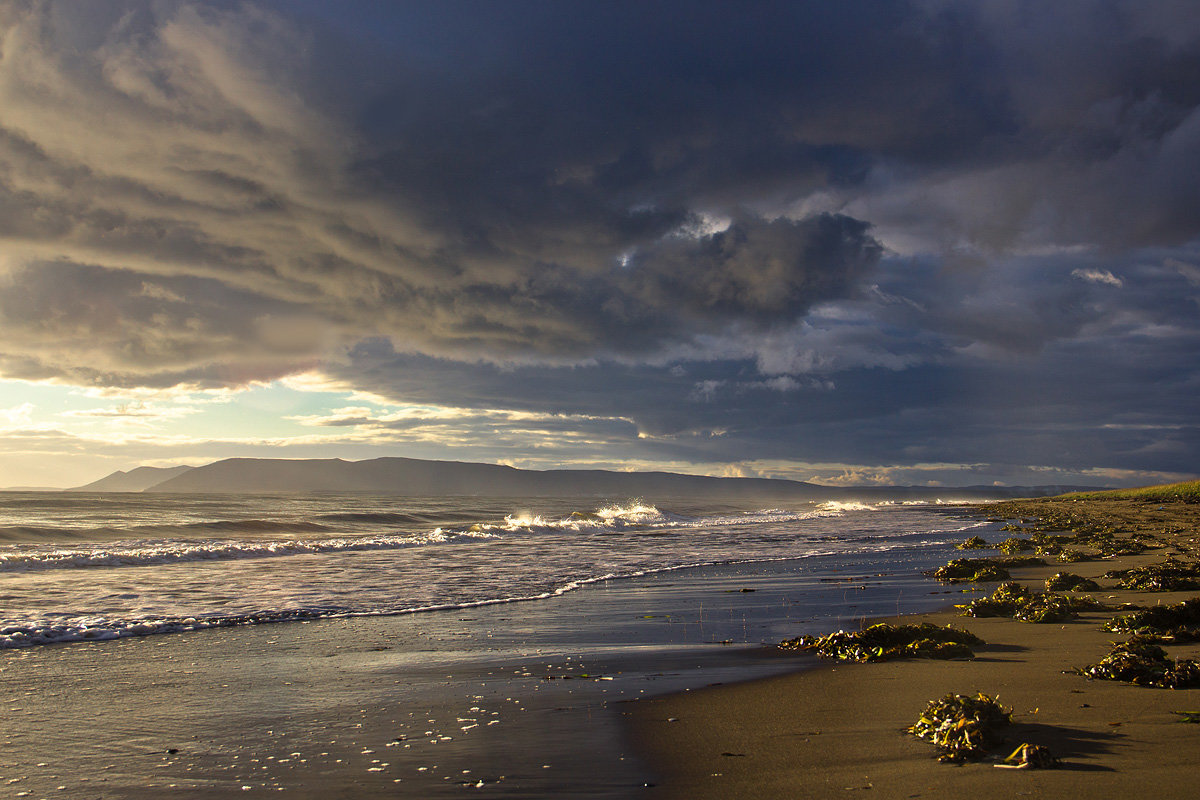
[0,492,998,797]
[0,493,989,650]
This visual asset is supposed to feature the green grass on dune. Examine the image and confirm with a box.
[1056,480,1200,503]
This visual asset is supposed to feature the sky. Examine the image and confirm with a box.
[1,0,1199,489]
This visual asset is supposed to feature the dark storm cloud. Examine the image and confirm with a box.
[1,0,1199,482]
[324,238,1200,482]
[0,1,904,383]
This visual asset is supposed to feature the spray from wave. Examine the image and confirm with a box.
[439,500,853,536]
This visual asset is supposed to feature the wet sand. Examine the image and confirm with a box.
[631,498,1200,799]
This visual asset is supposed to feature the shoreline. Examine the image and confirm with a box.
[629,498,1200,798]
[0,517,975,799]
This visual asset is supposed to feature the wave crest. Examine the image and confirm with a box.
[0,530,497,572]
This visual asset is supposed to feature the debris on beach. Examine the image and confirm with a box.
[1045,572,1102,592]
[960,581,1105,622]
[1104,597,1200,642]
[957,536,989,550]
[1076,638,1200,688]
[959,581,1033,617]
[1103,559,1200,592]
[986,507,1162,558]
[779,622,983,662]
[997,537,1036,555]
[994,743,1060,770]
[908,692,1012,762]
[930,556,1045,584]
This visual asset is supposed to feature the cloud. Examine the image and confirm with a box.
[0,2,890,389]
[61,401,197,419]
[1071,268,1124,287]
[13,1,1194,386]
[0,402,35,427]
[0,1,1197,486]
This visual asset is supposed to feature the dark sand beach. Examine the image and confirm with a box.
[632,497,1200,799]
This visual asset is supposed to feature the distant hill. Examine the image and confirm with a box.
[68,465,196,492]
[143,457,835,499]
[68,456,1109,499]
[55,455,1097,500]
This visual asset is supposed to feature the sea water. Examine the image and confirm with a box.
[0,493,988,649]
[0,492,1000,797]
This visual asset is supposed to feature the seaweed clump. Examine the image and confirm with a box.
[779,622,982,662]
[997,743,1061,770]
[990,511,1159,557]
[1104,559,1200,592]
[1104,597,1200,642]
[908,692,1012,762]
[961,581,1105,623]
[1045,572,1102,592]
[960,581,1033,618]
[1077,638,1200,688]
[957,536,989,550]
[997,537,1035,555]
[1076,530,1156,558]
[930,556,1045,584]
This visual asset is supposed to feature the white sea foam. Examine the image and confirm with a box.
[438,501,840,537]
[0,529,498,572]
[816,500,878,512]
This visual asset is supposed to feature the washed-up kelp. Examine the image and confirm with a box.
[1013,593,1106,623]
[780,622,982,662]
[997,511,1140,538]
[930,556,1045,584]
[997,537,1036,555]
[1104,559,1200,592]
[995,743,1061,770]
[960,581,1033,617]
[1104,598,1200,643]
[1077,638,1200,688]
[1045,572,1102,592]
[961,581,1104,623]
[1006,532,1096,563]
[957,536,989,550]
[909,692,1012,762]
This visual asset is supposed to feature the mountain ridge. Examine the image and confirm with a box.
[67,457,1107,500]
[68,465,196,493]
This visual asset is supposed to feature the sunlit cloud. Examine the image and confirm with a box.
[1071,268,1124,287]
[0,402,36,427]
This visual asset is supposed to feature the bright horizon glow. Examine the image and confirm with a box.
[0,377,1191,490]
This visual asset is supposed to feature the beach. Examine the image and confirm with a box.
[0,497,983,798]
[632,498,1200,799]
[3,495,1197,797]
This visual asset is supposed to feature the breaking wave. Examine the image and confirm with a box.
[0,529,497,572]
[437,501,853,536]
[0,500,877,572]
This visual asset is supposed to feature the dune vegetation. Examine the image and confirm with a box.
[1057,480,1200,503]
